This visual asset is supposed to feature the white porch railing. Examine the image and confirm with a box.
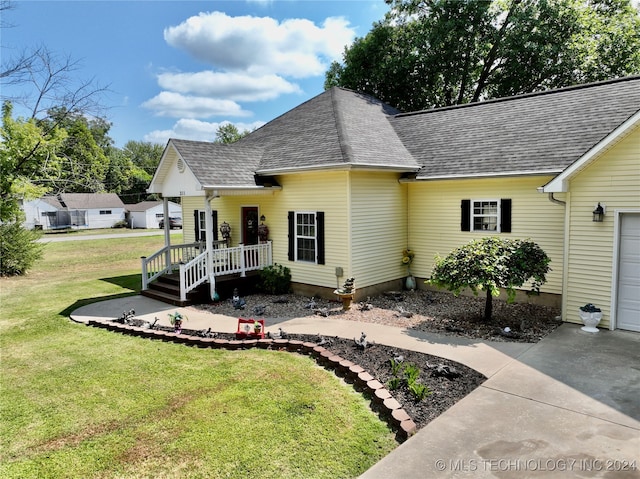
[141,241,273,301]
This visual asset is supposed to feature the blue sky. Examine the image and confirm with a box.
[2,0,387,147]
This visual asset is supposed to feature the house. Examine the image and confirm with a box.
[126,200,182,229]
[22,193,126,230]
[145,76,640,332]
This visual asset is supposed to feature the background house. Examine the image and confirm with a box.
[22,193,126,230]
[126,200,182,229]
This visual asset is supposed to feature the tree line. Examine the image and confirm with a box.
[2,0,639,276]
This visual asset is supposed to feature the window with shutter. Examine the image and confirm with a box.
[288,211,325,264]
[461,199,511,233]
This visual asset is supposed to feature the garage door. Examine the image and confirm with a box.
[616,213,640,332]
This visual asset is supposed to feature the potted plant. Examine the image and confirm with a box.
[579,303,602,333]
[168,311,188,334]
[402,248,416,290]
[253,320,262,334]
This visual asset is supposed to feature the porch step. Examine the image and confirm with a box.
[141,274,199,307]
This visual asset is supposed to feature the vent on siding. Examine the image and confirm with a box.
[177,158,185,173]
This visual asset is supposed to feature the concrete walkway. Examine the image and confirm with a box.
[71,296,640,478]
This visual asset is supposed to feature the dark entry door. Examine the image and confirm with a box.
[242,207,259,245]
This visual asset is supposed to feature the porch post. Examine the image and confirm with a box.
[204,193,216,300]
[163,197,171,271]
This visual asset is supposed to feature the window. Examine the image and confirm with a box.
[473,200,498,231]
[99,210,112,215]
[288,211,325,264]
[193,210,218,242]
[461,199,511,233]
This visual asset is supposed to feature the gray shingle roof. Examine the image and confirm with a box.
[43,193,125,209]
[166,77,640,187]
[391,76,640,179]
[170,139,262,187]
[125,201,163,212]
[240,87,417,172]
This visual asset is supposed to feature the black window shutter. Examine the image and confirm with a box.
[316,211,325,265]
[212,210,218,240]
[501,199,512,233]
[288,211,295,261]
[461,199,471,231]
[194,210,201,241]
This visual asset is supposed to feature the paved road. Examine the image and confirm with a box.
[37,230,182,242]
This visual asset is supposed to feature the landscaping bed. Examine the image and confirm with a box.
[199,289,563,343]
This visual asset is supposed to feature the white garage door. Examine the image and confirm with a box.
[616,213,640,332]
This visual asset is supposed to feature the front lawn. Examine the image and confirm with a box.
[0,237,396,479]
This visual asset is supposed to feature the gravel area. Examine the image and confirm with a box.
[197,289,563,343]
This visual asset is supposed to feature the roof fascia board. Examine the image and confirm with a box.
[543,110,640,193]
[257,164,420,175]
[407,169,562,182]
[201,186,282,196]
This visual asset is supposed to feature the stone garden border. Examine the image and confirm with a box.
[86,318,417,439]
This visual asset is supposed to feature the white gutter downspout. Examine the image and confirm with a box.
[539,188,568,321]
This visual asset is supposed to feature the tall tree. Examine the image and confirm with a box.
[39,108,112,193]
[326,0,640,110]
[0,101,66,222]
[213,123,250,144]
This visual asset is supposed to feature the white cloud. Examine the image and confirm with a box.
[144,118,266,145]
[164,11,354,78]
[157,71,302,102]
[141,91,252,118]
[142,10,356,141]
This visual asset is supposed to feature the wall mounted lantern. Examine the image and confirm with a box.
[592,203,605,222]
[220,221,231,240]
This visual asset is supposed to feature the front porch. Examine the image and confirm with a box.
[141,241,273,306]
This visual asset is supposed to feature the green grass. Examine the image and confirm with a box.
[0,237,396,479]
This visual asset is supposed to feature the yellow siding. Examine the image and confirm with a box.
[350,171,408,287]
[269,171,350,289]
[564,127,640,328]
[408,176,565,295]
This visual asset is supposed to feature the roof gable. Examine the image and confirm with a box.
[543,110,640,192]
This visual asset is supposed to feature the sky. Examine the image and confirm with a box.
[2,0,387,147]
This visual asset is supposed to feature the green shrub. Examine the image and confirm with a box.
[408,381,432,401]
[0,222,44,276]
[258,263,292,295]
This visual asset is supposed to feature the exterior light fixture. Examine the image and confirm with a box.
[592,203,605,222]
[260,214,266,222]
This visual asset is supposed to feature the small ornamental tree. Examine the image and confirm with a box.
[428,237,550,321]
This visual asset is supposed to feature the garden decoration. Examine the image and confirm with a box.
[257,221,269,242]
[117,309,136,324]
[579,303,602,333]
[334,277,356,310]
[235,318,265,339]
[168,311,187,334]
[402,248,416,290]
[354,332,372,349]
[232,288,246,310]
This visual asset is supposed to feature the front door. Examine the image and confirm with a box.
[242,207,259,245]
